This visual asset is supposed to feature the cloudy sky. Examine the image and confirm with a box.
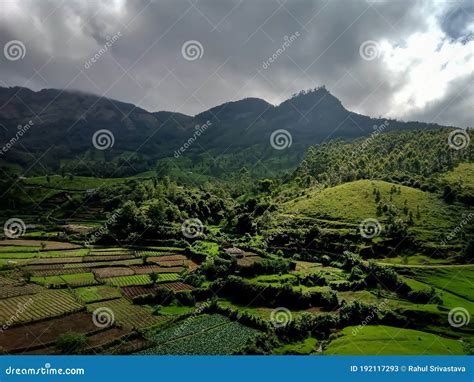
[0,0,473,127]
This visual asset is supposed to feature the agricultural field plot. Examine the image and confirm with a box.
[104,273,181,287]
[0,312,100,354]
[0,250,89,259]
[121,282,193,300]
[324,325,466,355]
[0,274,21,286]
[147,254,187,263]
[82,255,135,262]
[87,299,168,329]
[0,283,44,299]
[406,266,474,301]
[93,267,135,279]
[29,267,91,277]
[104,275,152,287]
[139,314,260,355]
[85,328,130,351]
[0,240,80,251]
[0,290,83,325]
[102,338,154,355]
[63,259,143,269]
[155,260,186,267]
[237,256,263,267]
[74,285,122,303]
[130,265,183,274]
[27,257,84,265]
[31,272,98,287]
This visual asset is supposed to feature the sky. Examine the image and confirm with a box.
[0,0,473,127]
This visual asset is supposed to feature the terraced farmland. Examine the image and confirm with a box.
[140,314,260,355]
[0,290,83,325]
[104,275,152,287]
[87,299,168,329]
[74,285,122,303]
[31,272,98,287]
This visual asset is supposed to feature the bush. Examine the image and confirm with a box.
[56,333,88,354]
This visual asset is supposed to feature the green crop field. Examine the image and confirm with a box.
[103,275,151,287]
[31,272,98,287]
[0,290,83,324]
[139,314,260,355]
[324,325,466,355]
[74,285,122,303]
[87,298,168,329]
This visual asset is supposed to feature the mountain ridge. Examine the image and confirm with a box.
[0,85,454,178]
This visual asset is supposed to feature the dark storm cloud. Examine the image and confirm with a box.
[439,0,474,40]
[0,0,472,127]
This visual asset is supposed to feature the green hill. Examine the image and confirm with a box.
[271,179,467,253]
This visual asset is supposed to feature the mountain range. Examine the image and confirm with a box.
[0,86,453,179]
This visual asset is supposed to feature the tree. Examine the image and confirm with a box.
[149,271,159,285]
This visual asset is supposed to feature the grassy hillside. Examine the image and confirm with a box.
[278,179,463,243]
[324,325,465,355]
